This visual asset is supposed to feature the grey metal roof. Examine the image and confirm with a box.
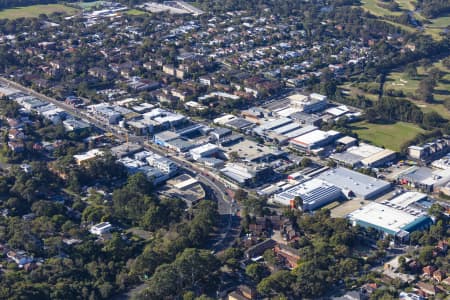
[317,167,391,199]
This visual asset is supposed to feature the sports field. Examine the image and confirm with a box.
[0,4,78,19]
[350,121,426,152]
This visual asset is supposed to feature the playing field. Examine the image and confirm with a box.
[351,121,426,152]
[0,4,79,19]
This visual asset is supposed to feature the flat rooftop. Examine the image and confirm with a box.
[317,167,391,199]
[223,139,278,162]
[275,178,342,207]
[290,129,340,147]
[347,143,384,158]
[348,202,426,235]
[388,192,427,208]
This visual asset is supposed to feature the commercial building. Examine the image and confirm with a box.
[325,105,350,118]
[386,192,428,210]
[139,166,168,185]
[14,96,47,111]
[361,149,396,167]
[153,130,180,147]
[242,107,265,124]
[331,143,396,168]
[290,112,322,126]
[348,202,432,238]
[287,92,328,113]
[289,129,341,152]
[225,117,254,131]
[273,178,342,211]
[165,138,195,153]
[222,139,285,163]
[110,143,143,158]
[145,152,178,175]
[221,163,274,187]
[408,138,450,162]
[117,157,147,174]
[256,117,293,132]
[253,117,317,145]
[142,108,187,130]
[396,166,450,193]
[431,154,450,170]
[87,103,122,124]
[317,167,391,199]
[336,136,358,149]
[210,127,232,141]
[189,143,220,160]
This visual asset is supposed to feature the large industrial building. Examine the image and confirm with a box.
[317,167,391,199]
[397,166,450,192]
[348,202,432,239]
[331,143,396,168]
[289,129,341,152]
[273,178,343,211]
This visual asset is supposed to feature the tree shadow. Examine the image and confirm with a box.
[434,89,450,96]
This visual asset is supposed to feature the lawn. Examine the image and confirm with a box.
[350,121,426,151]
[358,0,445,40]
[0,4,79,19]
[394,0,415,11]
[385,58,450,118]
[430,14,450,28]
[339,83,379,102]
[73,1,105,10]
[359,0,402,16]
[124,9,148,15]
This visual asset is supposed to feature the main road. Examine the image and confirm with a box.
[0,76,242,253]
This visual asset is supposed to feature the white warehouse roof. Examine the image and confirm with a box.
[348,202,429,235]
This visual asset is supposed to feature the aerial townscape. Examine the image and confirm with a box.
[0,0,449,299]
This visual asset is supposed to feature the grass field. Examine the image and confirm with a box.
[350,121,426,151]
[360,0,402,16]
[0,4,79,19]
[357,0,447,40]
[74,1,105,10]
[385,58,450,118]
[124,9,147,15]
[339,84,379,102]
[430,14,450,27]
[395,0,415,11]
